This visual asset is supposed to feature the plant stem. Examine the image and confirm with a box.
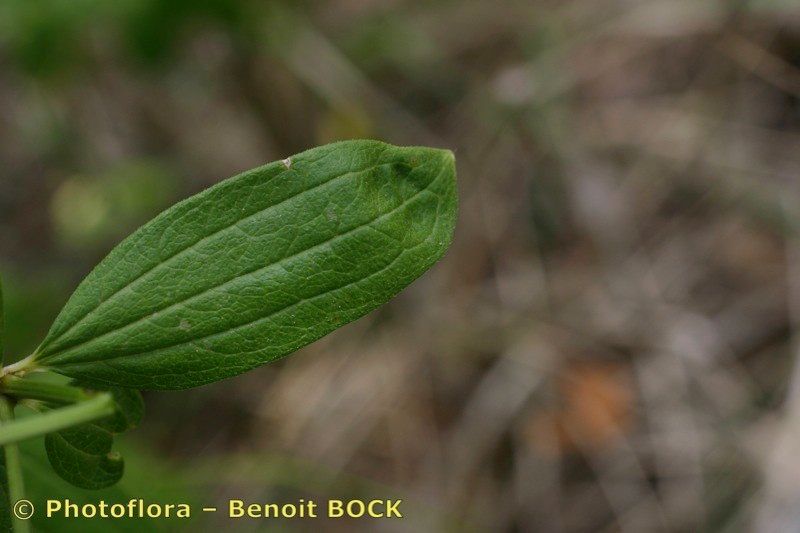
[0,376,92,405]
[0,355,38,378]
[0,393,115,447]
[0,396,30,533]
[0,273,5,369]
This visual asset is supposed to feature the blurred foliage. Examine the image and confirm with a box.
[0,0,254,79]
[0,272,69,363]
[1,0,800,530]
[50,160,177,250]
[316,106,373,143]
[122,0,260,67]
[341,12,442,75]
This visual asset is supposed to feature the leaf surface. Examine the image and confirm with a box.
[34,140,457,389]
[94,386,144,434]
[45,426,124,490]
[44,386,144,490]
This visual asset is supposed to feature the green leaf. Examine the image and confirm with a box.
[91,386,144,434]
[44,385,143,490]
[45,425,124,490]
[32,140,457,389]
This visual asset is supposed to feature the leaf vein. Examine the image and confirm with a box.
[41,159,393,355]
[43,162,443,367]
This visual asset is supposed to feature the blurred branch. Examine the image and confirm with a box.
[719,34,800,97]
[755,201,800,531]
[269,12,441,146]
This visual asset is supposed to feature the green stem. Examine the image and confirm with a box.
[0,396,30,533]
[0,393,115,447]
[0,355,38,378]
[0,273,5,369]
[0,376,91,405]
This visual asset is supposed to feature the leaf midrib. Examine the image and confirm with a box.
[52,428,112,460]
[39,163,445,366]
[57,234,414,375]
[39,158,393,357]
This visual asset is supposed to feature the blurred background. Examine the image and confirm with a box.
[1,0,800,531]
